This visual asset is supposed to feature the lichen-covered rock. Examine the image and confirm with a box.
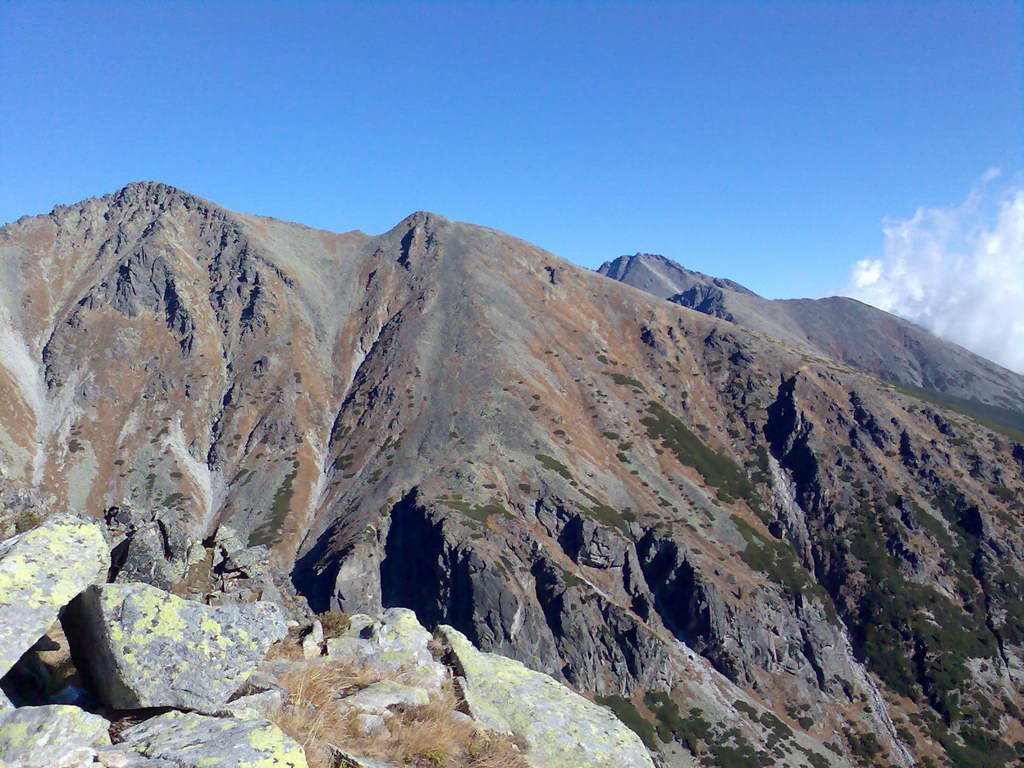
[436,625,655,768]
[0,514,108,679]
[326,608,446,689]
[0,704,110,767]
[119,711,307,768]
[64,582,288,711]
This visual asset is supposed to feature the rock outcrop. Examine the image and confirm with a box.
[0,515,107,679]
[325,608,447,690]
[437,625,655,768]
[64,582,288,711]
[119,711,307,768]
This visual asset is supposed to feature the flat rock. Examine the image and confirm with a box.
[326,608,446,690]
[336,679,429,715]
[0,704,111,768]
[119,711,307,768]
[436,625,655,768]
[0,514,108,679]
[64,582,287,711]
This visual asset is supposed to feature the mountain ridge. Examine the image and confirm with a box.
[598,252,1024,413]
[0,184,1022,768]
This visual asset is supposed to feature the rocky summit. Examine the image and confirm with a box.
[0,181,1021,767]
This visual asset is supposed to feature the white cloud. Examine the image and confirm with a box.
[844,172,1024,374]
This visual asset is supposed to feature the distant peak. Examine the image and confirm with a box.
[597,252,673,280]
[116,180,183,196]
[597,252,759,298]
[109,181,214,209]
[395,211,454,230]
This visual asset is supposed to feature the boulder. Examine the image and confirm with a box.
[106,507,194,592]
[119,711,307,768]
[0,514,107,679]
[326,608,446,690]
[0,704,110,768]
[435,625,655,768]
[64,582,287,711]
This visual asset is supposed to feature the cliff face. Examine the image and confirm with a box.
[1,183,1023,768]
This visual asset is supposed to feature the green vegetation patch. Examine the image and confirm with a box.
[535,453,575,482]
[596,695,658,751]
[643,692,705,748]
[641,402,753,500]
[576,489,635,533]
[841,496,1001,727]
[604,370,647,392]
[438,496,508,524]
[249,459,299,547]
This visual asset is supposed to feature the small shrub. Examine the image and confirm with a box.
[317,611,350,638]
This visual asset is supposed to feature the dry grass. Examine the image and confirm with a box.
[266,625,310,661]
[267,658,529,768]
[318,611,350,638]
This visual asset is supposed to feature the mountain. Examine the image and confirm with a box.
[1,182,1022,768]
[598,253,1024,417]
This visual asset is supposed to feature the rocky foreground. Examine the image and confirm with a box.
[0,514,653,767]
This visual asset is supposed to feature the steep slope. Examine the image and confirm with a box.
[0,184,1022,768]
[598,253,1024,415]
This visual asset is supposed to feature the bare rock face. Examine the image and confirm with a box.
[63,582,287,711]
[0,183,1022,767]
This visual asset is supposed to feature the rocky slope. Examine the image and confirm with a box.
[598,252,1024,415]
[0,183,1022,768]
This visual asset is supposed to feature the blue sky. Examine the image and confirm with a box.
[1,1,1020,300]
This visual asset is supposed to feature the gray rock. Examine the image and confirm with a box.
[63,582,287,711]
[0,705,110,768]
[352,713,389,738]
[301,619,323,659]
[95,752,131,768]
[0,514,108,680]
[107,507,193,592]
[223,689,285,719]
[119,711,307,767]
[436,625,655,768]
[326,608,446,690]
